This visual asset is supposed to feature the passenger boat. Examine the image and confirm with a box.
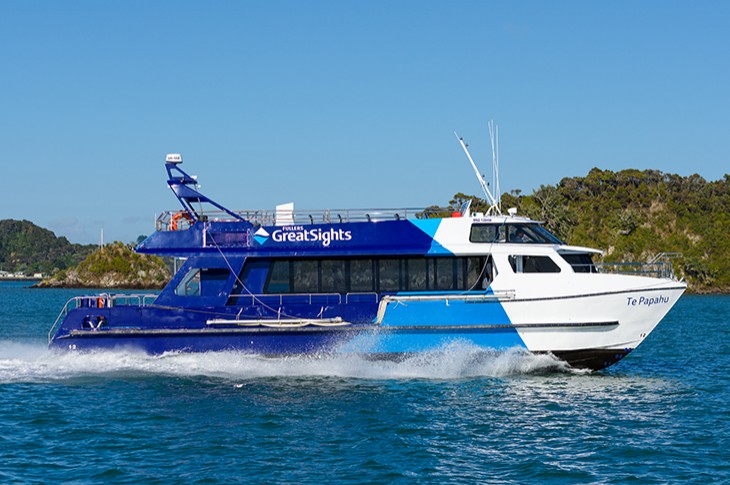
[48,138,686,370]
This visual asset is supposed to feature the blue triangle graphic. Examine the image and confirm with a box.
[409,219,441,239]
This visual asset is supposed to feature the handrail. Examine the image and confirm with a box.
[380,291,515,303]
[374,290,516,324]
[48,298,78,342]
[48,293,158,342]
[597,260,677,280]
[227,292,343,306]
[648,252,681,264]
[156,206,450,231]
[226,292,382,306]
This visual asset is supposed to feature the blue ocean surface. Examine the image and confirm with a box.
[0,280,727,483]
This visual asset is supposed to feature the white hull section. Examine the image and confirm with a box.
[494,276,686,352]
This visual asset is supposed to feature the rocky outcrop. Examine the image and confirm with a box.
[37,242,171,289]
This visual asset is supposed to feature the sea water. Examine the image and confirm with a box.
[0,281,727,483]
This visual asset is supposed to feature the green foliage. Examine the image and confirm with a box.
[43,241,171,289]
[79,242,133,276]
[440,168,730,293]
[0,220,95,275]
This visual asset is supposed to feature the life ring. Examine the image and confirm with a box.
[97,297,105,308]
[170,211,193,231]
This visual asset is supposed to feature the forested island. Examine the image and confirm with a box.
[0,220,94,276]
[0,221,169,289]
[1,168,728,292]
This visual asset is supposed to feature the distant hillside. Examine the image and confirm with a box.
[439,169,729,293]
[38,241,171,289]
[0,219,95,275]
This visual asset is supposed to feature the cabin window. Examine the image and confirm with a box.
[471,223,565,245]
[350,259,375,292]
[292,260,318,293]
[406,258,429,291]
[468,256,493,289]
[435,258,456,290]
[378,259,401,292]
[267,260,291,293]
[258,256,489,294]
[560,253,597,273]
[470,224,505,243]
[506,224,564,243]
[508,255,561,273]
[507,225,537,243]
[175,268,200,296]
[321,259,346,292]
[175,268,230,297]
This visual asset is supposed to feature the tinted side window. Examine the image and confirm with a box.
[258,256,490,294]
[321,260,346,292]
[175,268,200,296]
[467,256,492,289]
[435,258,455,290]
[508,255,561,273]
[406,258,429,291]
[350,259,375,292]
[292,260,318,292]
[378,259,401,292]
[175,268,230,296]
[560,253,597,273]
[470,224,504,243]
[267,260,290,293]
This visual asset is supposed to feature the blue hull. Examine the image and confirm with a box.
[50,297,641,370]
[49,324,631,371]
[50,324,527,355]
[50,294,526,355]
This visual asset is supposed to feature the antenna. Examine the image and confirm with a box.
[454,125,502,215]
[488,121,501,214]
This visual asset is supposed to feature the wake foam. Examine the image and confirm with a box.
[0,340,572,383]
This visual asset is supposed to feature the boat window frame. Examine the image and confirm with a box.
[175,268,201,296]
[508,255,562,274]
[470,224,506,243]
[559,253,598,273]
[470,223,565,245]
[257,255,490,295]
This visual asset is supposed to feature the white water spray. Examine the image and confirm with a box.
[0,340,572,384]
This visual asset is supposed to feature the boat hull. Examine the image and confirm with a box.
[49,284,685,371]
[50,327,620,370]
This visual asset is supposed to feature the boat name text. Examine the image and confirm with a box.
[626,295,670,307]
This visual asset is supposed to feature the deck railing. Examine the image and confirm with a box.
[596,252,680,280]
[48,293,158,342]
[227,292,380,306]
[156,207,449,231]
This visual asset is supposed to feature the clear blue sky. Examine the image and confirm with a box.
[1,1,727,244]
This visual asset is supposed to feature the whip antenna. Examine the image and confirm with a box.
[454,126,502,215]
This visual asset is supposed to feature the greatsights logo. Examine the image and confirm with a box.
[253,227,270,245]
[254,226,352,247]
